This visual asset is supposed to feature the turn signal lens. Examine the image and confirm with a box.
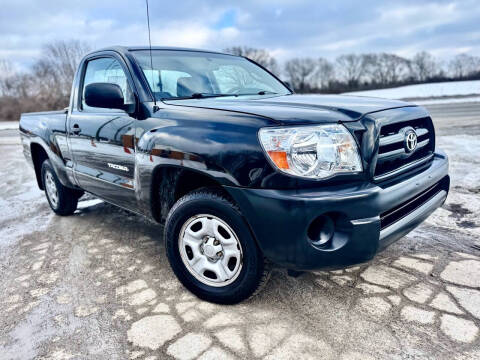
[267,151,289,169]
[258,124,362,179]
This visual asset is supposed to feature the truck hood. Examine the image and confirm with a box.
[163,94,414,124]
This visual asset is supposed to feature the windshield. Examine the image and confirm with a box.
[131,50,291,100]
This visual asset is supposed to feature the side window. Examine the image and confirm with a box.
[82,57,134,111]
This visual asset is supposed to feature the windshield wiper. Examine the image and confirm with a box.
[165,93,237,100]
[162,91,277,100]
[190,93,233,99]
[257,90,278,95]
[233,91,279,96]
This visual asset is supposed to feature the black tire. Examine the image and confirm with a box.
[165,188,270,304]
[41,159,82,216]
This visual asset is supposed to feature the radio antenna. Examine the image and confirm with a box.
[145,0,157,106]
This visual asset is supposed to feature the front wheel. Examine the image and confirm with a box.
[164,189,270,304]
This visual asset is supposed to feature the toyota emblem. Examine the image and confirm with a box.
[404,130,418,153]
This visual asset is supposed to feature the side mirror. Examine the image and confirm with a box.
[283,81,294,92]
[84,83,126,110]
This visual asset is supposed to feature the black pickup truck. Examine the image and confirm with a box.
[20,46,449,304]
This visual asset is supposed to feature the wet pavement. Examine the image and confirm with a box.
[0,102,479,359]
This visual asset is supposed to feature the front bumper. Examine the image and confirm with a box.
[226,151,449,270]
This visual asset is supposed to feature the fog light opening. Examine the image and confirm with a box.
[307,214,335,247]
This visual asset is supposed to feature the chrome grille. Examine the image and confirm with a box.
[374,117,435,181]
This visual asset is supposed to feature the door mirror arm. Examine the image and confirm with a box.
[122,103,137,116]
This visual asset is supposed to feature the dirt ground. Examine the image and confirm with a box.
[0,102,479,359]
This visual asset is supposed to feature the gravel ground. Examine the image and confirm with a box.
[0,102,479,359]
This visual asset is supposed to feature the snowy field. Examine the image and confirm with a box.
[344,80,480,102]
[0,121,19,130]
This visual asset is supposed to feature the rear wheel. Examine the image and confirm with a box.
[165,189,270,304]
[41,159,82,216]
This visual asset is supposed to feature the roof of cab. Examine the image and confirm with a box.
[87,45,233,57]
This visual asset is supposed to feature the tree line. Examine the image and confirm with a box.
[225,46,480,94]
[1,41,479,121]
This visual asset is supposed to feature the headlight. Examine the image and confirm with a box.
[258,124,362,179]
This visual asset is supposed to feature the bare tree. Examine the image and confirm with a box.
[315,58,335,89]
[32,40,90,107]
[0,60,35,120]
[360,53,378,84]
[0,59,15,95]
[410,51,438,82]
[365,53,410,85]
[335,54,365,87]
[284,58,318,92]
[0,59,14,77]
[224,46,279,75]
[0,59,33,99]
[0,40,90,121]
[384,53,410,84]
[449,54,480,78]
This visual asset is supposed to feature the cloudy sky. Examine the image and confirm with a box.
[2,0,480,69]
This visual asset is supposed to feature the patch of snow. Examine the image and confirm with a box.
[77,198,104,210]
[414,96,480,105]
[0,121,19,130]
[343,80,480,100]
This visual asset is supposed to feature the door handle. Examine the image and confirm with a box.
[72,124,81,134]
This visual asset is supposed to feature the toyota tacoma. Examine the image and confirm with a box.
[19,46,449,304]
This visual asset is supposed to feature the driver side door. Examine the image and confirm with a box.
[68,55,137,210]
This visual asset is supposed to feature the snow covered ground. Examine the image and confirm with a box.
[414,96,480,105]
[0,121,19,130]
[344,80,480,101]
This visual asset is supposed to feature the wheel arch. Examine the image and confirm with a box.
[150,165,235,223]
[30,142,49,190]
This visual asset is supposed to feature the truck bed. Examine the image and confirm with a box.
[19,108,70,185]
[20,109,68,135]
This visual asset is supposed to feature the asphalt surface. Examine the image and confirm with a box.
[425,102,480,136]
[0,102,479,359]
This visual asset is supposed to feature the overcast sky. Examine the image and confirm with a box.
[2,0,480,69]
